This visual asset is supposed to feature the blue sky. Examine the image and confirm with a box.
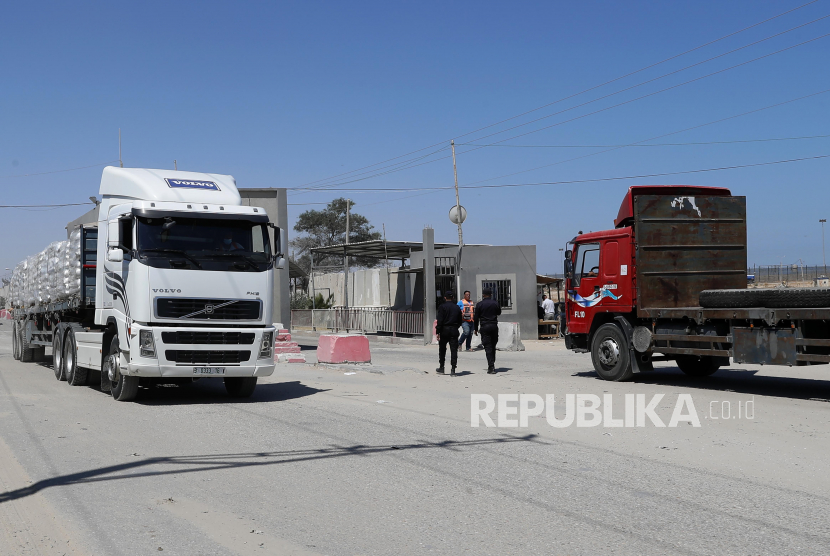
[2,1,829,276]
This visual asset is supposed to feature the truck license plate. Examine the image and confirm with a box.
[193,367,225,375]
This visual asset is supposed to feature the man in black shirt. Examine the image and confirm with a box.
[474,287,501,374]
[435,290,463,375]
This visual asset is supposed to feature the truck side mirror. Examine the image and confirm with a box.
[269,224,287,270]
[107,248,124,263]
[564,250,574,278]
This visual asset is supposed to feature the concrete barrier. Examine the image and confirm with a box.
[473,322,525,351]
[317,334,371,364]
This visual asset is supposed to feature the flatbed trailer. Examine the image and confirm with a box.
[563,186,830,380]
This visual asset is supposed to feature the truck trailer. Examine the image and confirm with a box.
[7,167,286,400]
[564,185,830,381]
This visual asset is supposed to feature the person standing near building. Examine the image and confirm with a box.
[542,294,556,320]
[474,287,501,374]
[457,290,475,352]
[436,290,463,376]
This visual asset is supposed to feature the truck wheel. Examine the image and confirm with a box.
[699,289,767,308]
[107,337,139,402]
[590,324,633,382]
[224,377,257,398]
[19,322,34,362]
[12,322,21,361]
[64,329,88,386]
[675,355,720,377]
[52,330,66,381]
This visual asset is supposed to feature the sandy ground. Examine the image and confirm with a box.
[0,325,829,555]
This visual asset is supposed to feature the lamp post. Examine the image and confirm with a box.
[821,219,827,274]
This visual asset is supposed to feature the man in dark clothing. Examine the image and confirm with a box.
[474,287,501,374]
[435,290,463,375]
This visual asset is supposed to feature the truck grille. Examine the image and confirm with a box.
[165,350,252,365]
[155,298,262,320]
[161,331,256,345]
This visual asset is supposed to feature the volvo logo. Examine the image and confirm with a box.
[204,304,215,314]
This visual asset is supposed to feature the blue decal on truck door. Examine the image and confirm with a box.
[164,178,220,191]
[568,286,621,308]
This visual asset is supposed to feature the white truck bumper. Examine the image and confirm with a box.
[124,324,277,378]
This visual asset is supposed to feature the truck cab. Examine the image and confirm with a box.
[84,167,285,399]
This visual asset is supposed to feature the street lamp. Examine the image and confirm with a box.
[820,219,827,273]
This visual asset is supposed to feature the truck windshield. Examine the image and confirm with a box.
[136,217,272,272]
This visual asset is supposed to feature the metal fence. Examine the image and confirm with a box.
[291,308,424,336]
[748,265,829,285]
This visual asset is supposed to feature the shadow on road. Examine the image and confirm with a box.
[573,366,830,401]
[0,434,540,504]
[135,380,329,406]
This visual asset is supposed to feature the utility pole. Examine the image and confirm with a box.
[451,140,463,295]
[119,128,123,168]
[343,199,351,309]
[821,219,827,273]
[174,160,177,170]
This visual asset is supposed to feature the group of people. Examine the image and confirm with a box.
[435,289,501,376]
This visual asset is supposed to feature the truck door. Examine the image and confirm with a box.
[598,240,629,312]
[104,205,133,348]
[567,242,601,334]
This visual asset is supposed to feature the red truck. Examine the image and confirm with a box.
[564,185,830,381]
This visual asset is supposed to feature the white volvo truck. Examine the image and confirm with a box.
[8,167,286,401]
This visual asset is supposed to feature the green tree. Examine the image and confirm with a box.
[292,198,381,273]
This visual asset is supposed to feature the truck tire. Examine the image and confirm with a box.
[64,328,88,386]
[12,322,21,361]
[675,355,720,377]
[590,323,633,382]
[763,287,830,308]
[52,330,66,381]
[32,346,46,362]
[107,337,139,402]
[19,321,34,362]
[699,289,767,308]
[224,377,257,398]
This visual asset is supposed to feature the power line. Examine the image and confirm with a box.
[291,1,820,190]
[461,14,830,147]
[0,160,120,179]
[453,31,830,157]
[289,153,830,192]
[458,134,830,148]
[458,88,830,187]
[297,30,830,191]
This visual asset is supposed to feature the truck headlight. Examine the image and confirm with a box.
[259,331,273,359]
[140,330,156,358]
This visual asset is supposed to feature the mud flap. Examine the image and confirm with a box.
[614,317,653,373]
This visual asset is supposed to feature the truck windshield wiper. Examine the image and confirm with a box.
[139,248,203,269]
[208,252,262,269]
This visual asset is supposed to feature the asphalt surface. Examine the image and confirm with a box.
[1,326,830,555]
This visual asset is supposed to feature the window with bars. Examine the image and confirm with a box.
[482,279,512,309]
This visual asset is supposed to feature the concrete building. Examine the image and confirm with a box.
[410,244,538,341]
[308,234,538,340]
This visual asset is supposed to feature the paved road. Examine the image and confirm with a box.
[1,327,830,555]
